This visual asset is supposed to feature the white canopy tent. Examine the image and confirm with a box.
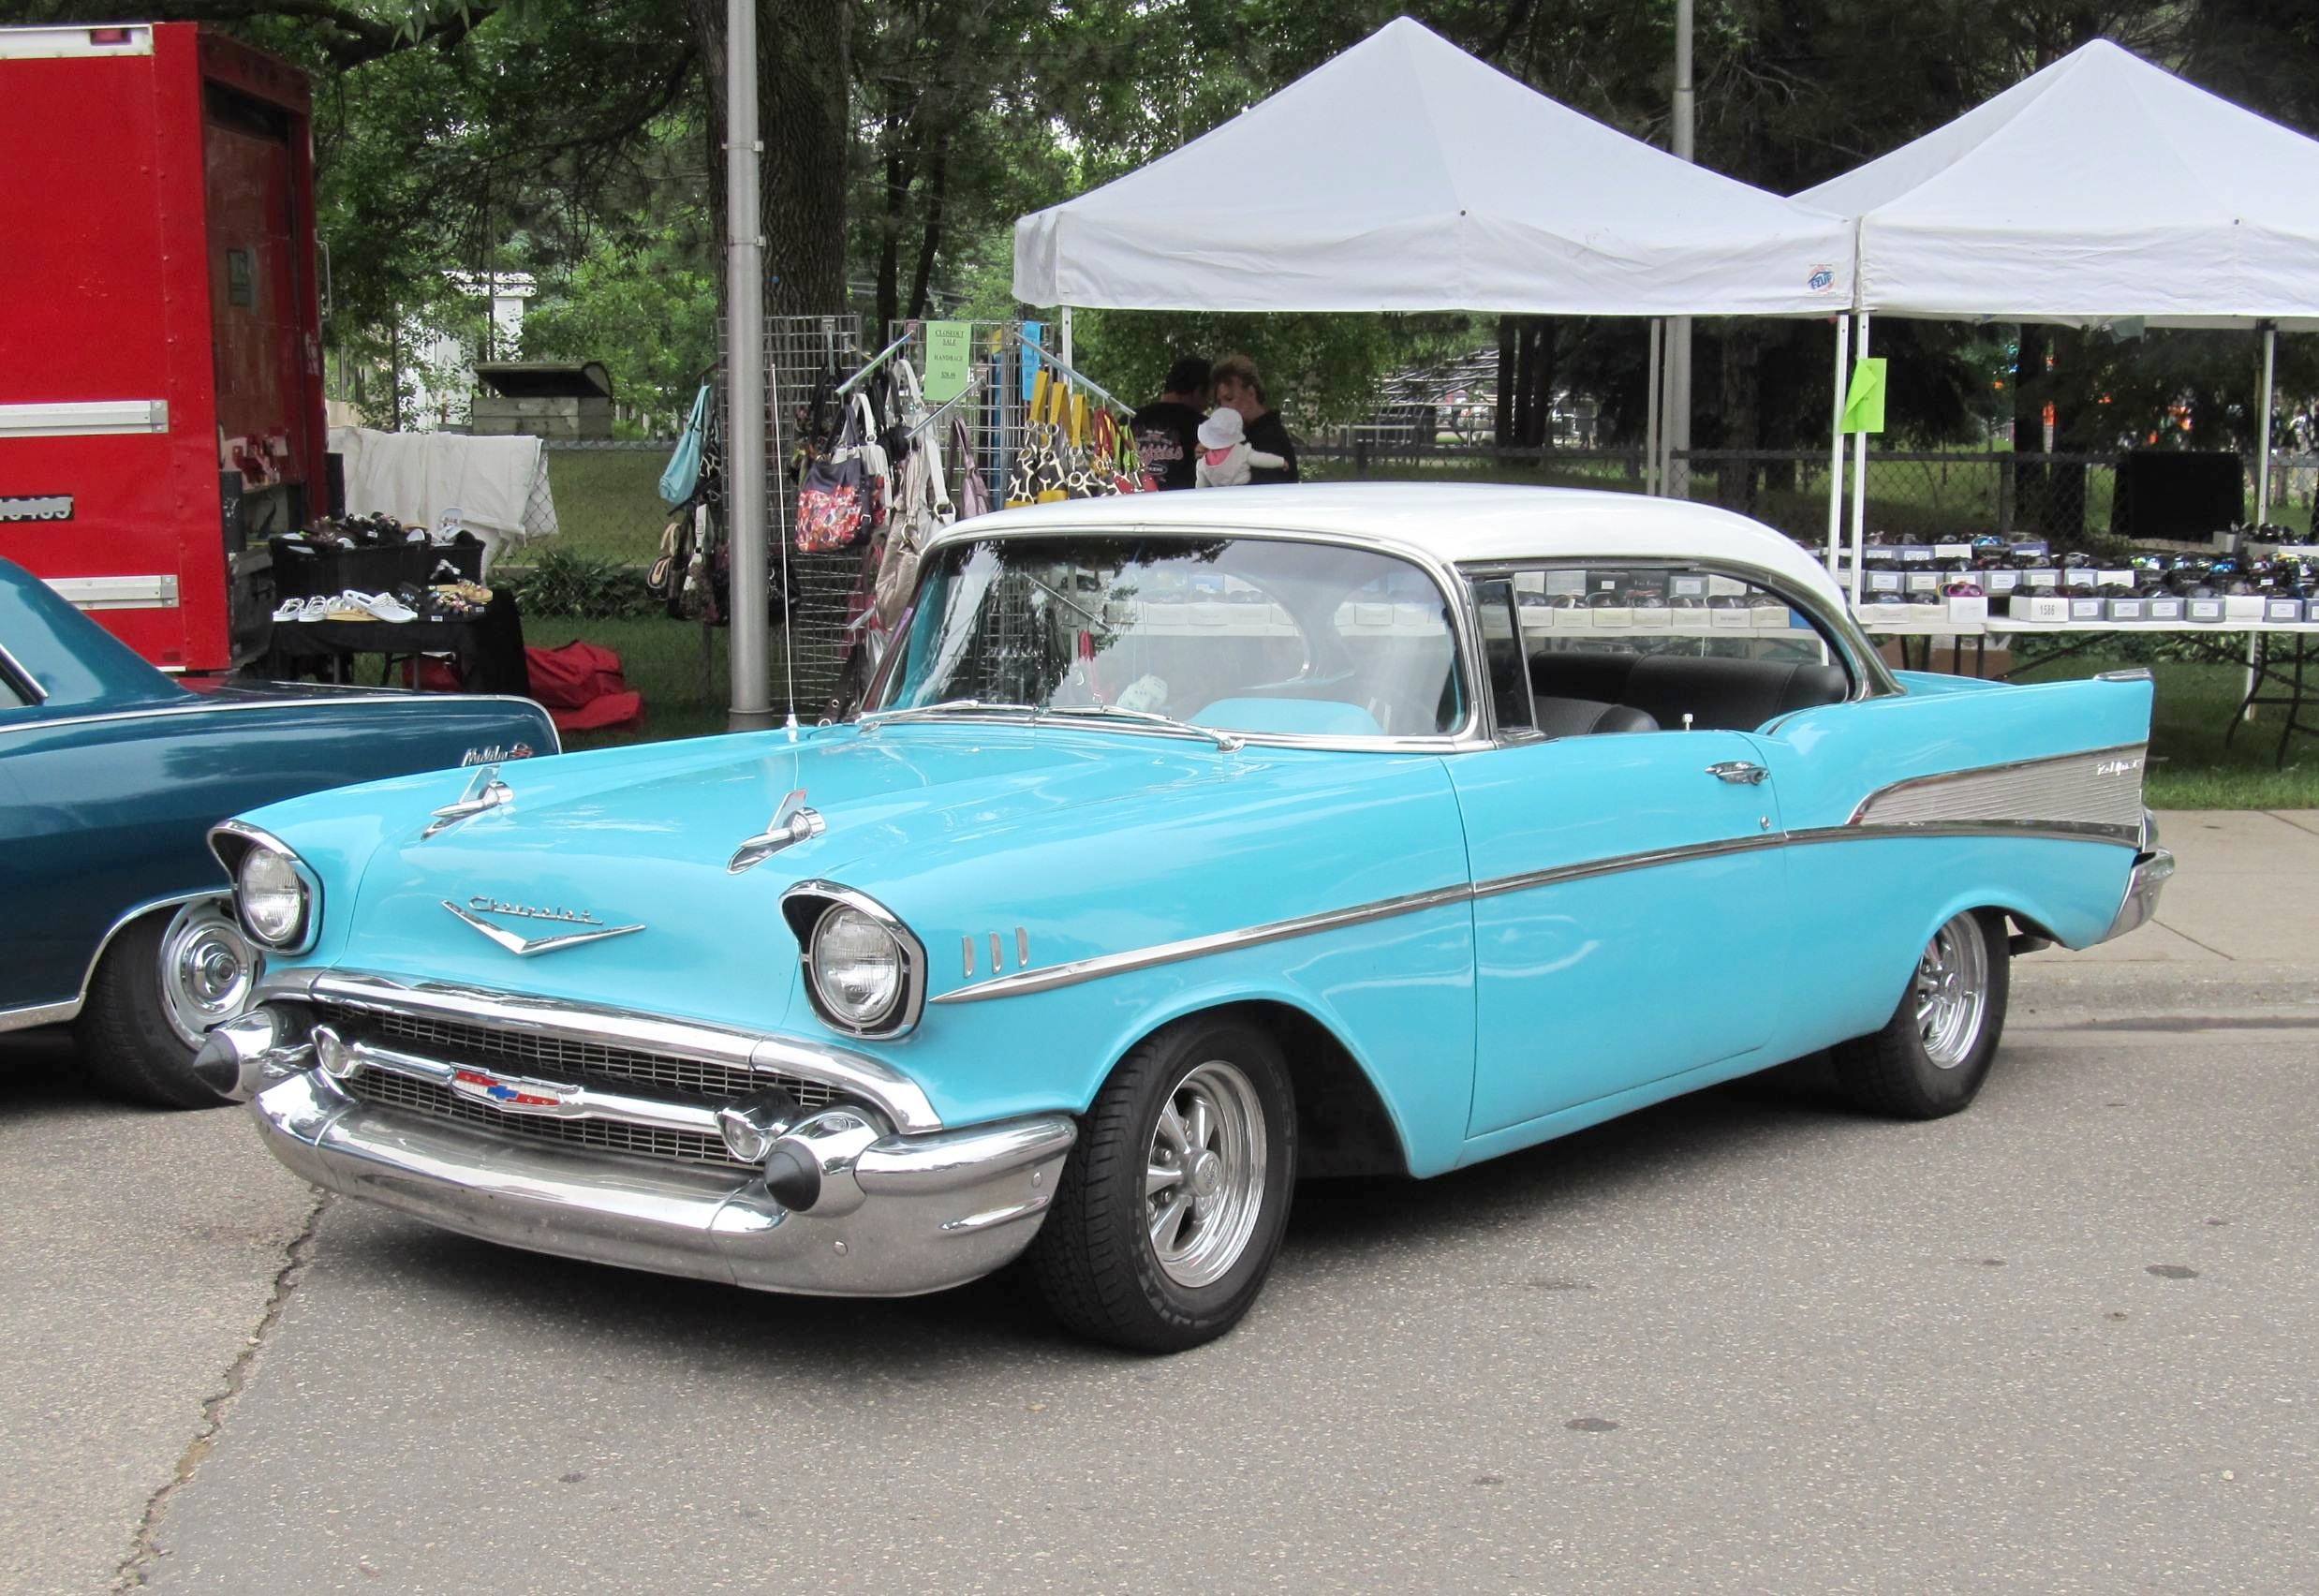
[1013,16,1855,510]
[1798,39,2319,594]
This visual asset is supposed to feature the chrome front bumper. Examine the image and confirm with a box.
[2101,847,2175,943]
[210,999,1076,1298]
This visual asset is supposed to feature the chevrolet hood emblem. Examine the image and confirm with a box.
[443,897,645,957]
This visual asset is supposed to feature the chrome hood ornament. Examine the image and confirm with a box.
[443,896,645,957]
[728,790,826,875]
[423,764,513,839]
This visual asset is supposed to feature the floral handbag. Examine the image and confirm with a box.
[795,397,868,553]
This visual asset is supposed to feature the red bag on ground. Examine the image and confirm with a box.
[524,639,643,732]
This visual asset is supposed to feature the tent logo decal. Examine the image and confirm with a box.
[1808,266,1837,293]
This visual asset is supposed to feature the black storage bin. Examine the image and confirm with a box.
[418,537,487,585]
[269,536,429,599]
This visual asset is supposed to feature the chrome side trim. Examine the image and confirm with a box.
[440,900,645,957]
[0,639,47,704]
[0,691,556,738]
[933,821,2140,1007]
[2096,668,2154,683]
[932,881,1475,1005]
[303,970,942,1133]
[779,881,929,1040]
[0,999,81,1035]
[0,398,168,436]
[1847,744,2148,832]
[0,888,218,1034]
[207,820,323,955]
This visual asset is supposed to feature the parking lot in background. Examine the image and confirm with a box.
[6,814,2316,1593]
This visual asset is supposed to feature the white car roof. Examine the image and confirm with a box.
[925,482,1845,609]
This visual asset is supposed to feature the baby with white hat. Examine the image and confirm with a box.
[1193,408,1290,488]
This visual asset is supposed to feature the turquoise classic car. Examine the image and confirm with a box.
[198,485,2170,1351]
[0,557,555,1106]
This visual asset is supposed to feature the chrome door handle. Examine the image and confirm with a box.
[1706,761,1768,785]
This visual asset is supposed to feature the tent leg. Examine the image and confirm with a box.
[2246,321,2278,720]
[1059,306,1074,368]
[1826,314,1851,578]
[1645,319,1663,497]
[1849,310,1871,605]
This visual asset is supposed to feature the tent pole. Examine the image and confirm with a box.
[1059,306,1074,368]
[1645,318,1663,496]
[722,0,773,732]
[2245,321,2278,720]
[1826,313,1851,578]
[1848,309,1871,604]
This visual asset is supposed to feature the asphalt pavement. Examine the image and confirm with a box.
[5,812,2315,1593]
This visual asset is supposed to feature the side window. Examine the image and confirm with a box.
[1502,565,1854,735]
[1468,577,1535,736]
[0,657,31,710]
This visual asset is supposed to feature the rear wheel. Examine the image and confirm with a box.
[1831,909,2009,1119]
[1030,1015,1296,1352]
[74,900,256,1109]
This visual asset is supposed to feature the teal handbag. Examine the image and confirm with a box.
[658,386,711,507]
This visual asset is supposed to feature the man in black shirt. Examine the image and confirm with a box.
[1210,353,1299,484]
[1130,356,1210,491]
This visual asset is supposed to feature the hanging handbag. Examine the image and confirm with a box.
[873,362,952,631]
[659,385,711,507]
[853,392,893,530]
[796,396,869,553]
[1007,370,1063,509]
[953,412,994,521]
[1060,392,1100,499]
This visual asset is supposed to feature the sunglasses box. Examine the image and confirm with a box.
[2105,597,2149,622]
[1984,569,2020,594]
[2009,539,2050,558]
[1904,569,1942,595]
[2007,593,2073,623]
[1857,599,1913,625]
[1706,574,1751,598]
[2063,567,2099,588]
[1667,572,1710,599]
[2146,596,2187,622]
[1895,545,1934,564]
[1543,569,1588,596]
[1945,595,1990,622]
[2304,598,2319,625]
[1709,604,1754,628]
[1752,604,1796,629]
[1933,542,1972,562]
[2223,595,2266,622]
[2186,597,2227,623]
[1630,603,1673,628]
[2068,596,2106,622]
[2098,569,2134,590]
[2023,569,2061,589]
[1587,604,1635,628]
[1866,569,1904,594]
[2265,597,2304,624]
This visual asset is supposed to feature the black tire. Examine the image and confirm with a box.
[1831,908,2010,1120]
[1030,1015,1297,1352]
[73,905,246,1110]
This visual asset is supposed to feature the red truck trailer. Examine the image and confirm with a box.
[0,22,325,672]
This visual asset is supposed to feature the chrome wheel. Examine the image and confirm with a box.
[1914,913,1990,1071]
[1144,1060,1268,1288]
[156,901,258,1049]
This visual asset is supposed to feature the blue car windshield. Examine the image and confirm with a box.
[873,534,1466,739]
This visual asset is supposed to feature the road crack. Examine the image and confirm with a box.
[112,1190,331,1591]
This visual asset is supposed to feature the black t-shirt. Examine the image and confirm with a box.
[1130,400,1204,491]
[1246,410,1300,484]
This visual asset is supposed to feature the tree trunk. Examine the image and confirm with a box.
[2014,322,2050,534]
[906,133,951,319]
[1716,321,1762,512]
[687,0,851,318]
[1494,316,1515,449]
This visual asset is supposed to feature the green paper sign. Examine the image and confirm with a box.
[923,320,972,404]
[1841,357,1888,435]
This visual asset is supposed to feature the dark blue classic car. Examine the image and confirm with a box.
[0,558,556,1105]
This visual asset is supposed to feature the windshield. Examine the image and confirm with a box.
[871,535,1467,740]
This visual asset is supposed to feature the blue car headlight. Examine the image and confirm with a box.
[212,822,321,956]
[782,883,925,1039]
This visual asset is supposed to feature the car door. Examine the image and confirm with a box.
[1448,577,1792,1139]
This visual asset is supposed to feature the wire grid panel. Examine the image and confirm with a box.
[762,314,863,717]
[882,319,1034,520]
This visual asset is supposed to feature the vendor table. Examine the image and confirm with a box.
[262,589,531,698]
[1854,614,2319,766]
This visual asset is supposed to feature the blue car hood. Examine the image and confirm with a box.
[295,724,1273,1030]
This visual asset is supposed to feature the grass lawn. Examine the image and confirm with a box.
[542,450,669,564]
[553,612,2319,807]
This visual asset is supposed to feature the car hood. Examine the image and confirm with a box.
[288,723,1280,1030]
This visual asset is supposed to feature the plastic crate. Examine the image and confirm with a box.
[270,536,428,598]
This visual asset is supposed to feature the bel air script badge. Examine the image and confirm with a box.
[443,896,645,957]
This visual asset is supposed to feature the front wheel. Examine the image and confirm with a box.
[74,899,258,1109]
[1831,908,2010,1119]
[1029,1015,1297,1352]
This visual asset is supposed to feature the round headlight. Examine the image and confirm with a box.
[236,845,310,949]
[808,905,904,1028]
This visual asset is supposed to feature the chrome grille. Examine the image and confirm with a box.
[321,1007,839,1112]
[343,1067,757,1172]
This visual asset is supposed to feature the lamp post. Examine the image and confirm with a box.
[1666,0,1694,498]
[724,0,774,732]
